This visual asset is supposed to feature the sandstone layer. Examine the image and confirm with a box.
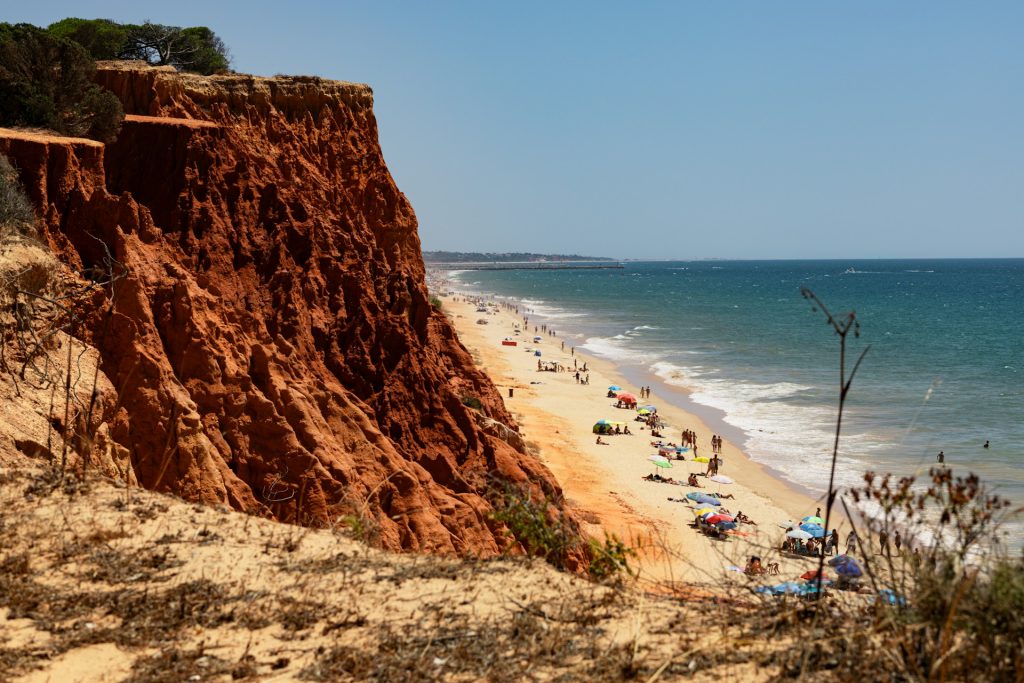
[0,61,573,557]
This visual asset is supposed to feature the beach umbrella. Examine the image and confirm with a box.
[802,515,825,525]
[594,419,613,425]
[693,456,710,463]
[787,529,813,540]
[829,555,863,578]
[799,523,826,538]
[617,392,637,402]
[800,569,826,581]
[705,514,734,525]
[637,408,653,416]
[648,454,671,464]
[691,493,723,506]
[694,507,716,517]
[715,521,738,531]
[533,336,542,342]
[709,474,734,485]
[608,385,621,391]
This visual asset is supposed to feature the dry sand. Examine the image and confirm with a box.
[442,292,846,588]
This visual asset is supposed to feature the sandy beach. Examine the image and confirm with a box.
[439,290,849,589]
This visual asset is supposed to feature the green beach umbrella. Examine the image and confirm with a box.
[648,455,672,469]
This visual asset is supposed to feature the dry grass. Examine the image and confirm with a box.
[0,465,1019,682]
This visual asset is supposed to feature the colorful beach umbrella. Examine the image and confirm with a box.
[640,405,657,412]
[787,529,813,540]
[705,514,734,525]
[693,456,710,463]
[608,385,621,391]
[802,515,825,525]
[637,408,653,416]
[694,507,716,517]
[617,392,637,402]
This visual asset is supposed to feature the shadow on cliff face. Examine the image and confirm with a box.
[0,62,584,562]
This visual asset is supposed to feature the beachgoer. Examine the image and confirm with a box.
[623,425,631,435]
[815,507,822,519]
[596,436,607,445]
[846,530,858,554]
[937,450,945,463]
[806,538,817,556]
[614,425,622,435]
[744,556,765,576]
[894,530,902,552]
[983,440,990,448]
[879,530,890,555]
[687,473,701,487]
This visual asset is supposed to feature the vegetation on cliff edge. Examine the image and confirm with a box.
[47,18,230,75]
[0,23,123,141]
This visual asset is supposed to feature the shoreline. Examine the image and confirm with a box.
[438,289,848,587]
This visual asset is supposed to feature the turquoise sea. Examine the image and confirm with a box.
[447,259,1023,547]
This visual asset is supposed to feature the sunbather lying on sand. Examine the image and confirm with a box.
[642,473,678,484]
[735,511,756,525]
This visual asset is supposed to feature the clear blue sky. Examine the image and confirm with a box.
[11,2,1024,258]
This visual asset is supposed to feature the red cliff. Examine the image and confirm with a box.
[0,62,575,557]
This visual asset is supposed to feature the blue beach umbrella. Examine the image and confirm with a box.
[802,515,825,525]
[799,523,826,538]
[687,492,723,506]
[829,555,863,577]
[608,385,621,391]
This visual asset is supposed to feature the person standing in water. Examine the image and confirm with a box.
[983,440,990,448]
[937,450,945,463]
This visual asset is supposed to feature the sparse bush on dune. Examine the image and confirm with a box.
[0,155,34,238]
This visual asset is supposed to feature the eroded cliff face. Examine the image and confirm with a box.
[0,62,573,557]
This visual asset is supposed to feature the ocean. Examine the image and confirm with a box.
[445,259,1023,547]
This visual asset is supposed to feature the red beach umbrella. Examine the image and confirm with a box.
[617,392,637,402]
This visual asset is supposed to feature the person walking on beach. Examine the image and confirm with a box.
[878,530,890,555]
[937,450,945,463]
[894,530,902,553]
[846,530,858,554]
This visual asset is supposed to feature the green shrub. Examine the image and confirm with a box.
[428,295,443,310]
[0,23,123,141]
[46,18,128,60]
[490,483,574,570]
[586,535,635,582]
[460,395,483,411]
